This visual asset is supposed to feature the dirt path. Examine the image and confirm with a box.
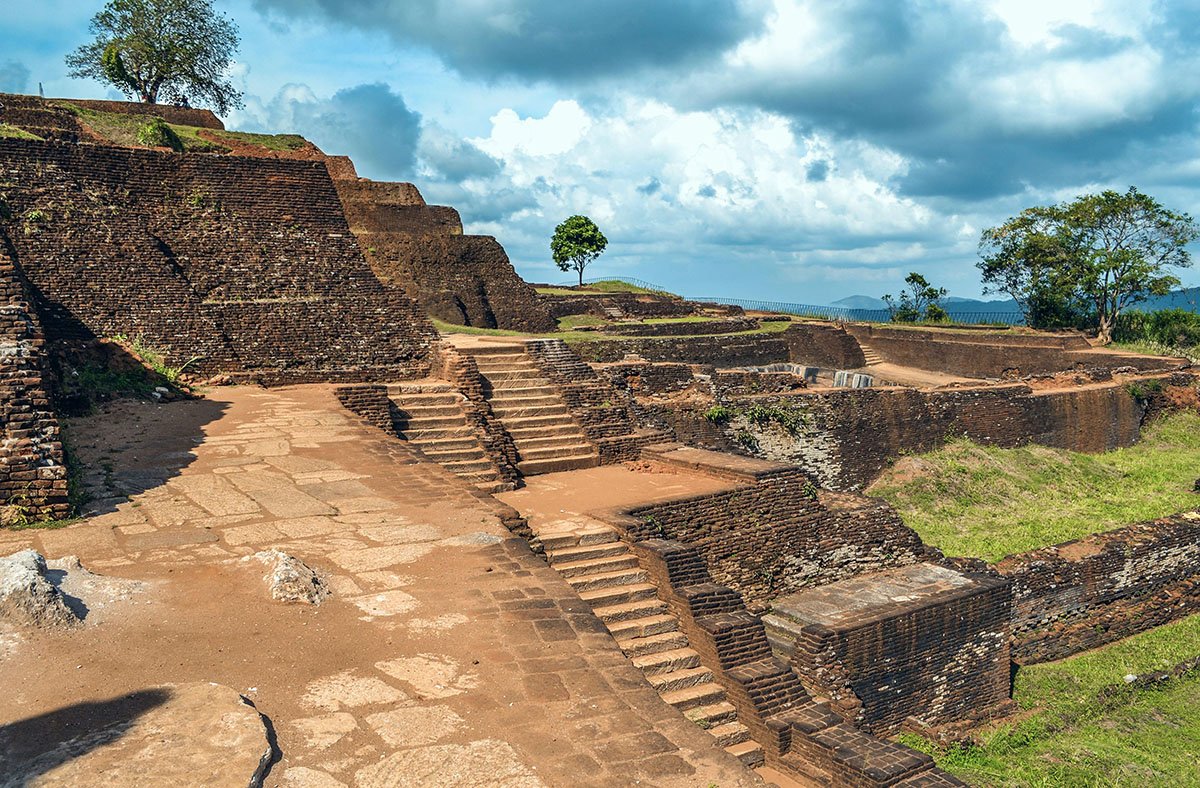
[0,386,758,787]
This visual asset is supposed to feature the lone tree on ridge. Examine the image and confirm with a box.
[979,187,1197,343]
[66,0,244,114]
[551,215,608,286]
[882,272,948,323]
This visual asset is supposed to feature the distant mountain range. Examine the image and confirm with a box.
[832,286,1200,314]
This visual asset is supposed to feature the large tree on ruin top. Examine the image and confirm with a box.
[979,188,1198,343]
[66,0,244,115]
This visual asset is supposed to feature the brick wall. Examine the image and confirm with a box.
[570,333,792,366]
[432,345,522,485]
[846,324,1181,378]
[996,514,1200,663]
[0,239,69,520]
[52,97,225,129]
[336,179,557,333]
[596,446,929,611]
[539,291,707,320]
[700,377,1168,491]
[598,317,759,337]
[782,323,867,369]
[0,138,437,383]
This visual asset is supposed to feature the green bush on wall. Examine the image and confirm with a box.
[136,117,184,152]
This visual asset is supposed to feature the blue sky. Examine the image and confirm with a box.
[4,1,1200,304]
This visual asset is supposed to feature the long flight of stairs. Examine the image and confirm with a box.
[541,522,765,768]
[386,382,508,493]
[459,345,599,475]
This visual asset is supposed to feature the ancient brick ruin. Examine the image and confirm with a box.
[3,92,1200,787]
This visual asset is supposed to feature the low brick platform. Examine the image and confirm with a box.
[764,563,1011,734]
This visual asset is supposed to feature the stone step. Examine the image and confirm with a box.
[452,469,505,483]
[491,404,571,419]
[607,614,679,641]
[590,597,670,624]
[398,414,469,429]
[421,445,488,461]
[540,528,618,552]
[710,720,752,748]
[475,481,509,494]
[648,666,713,694]
[577,582,658,607]
[417,436,482,452]
[489,384,557,397]
[684,701,738,728]
[440,458,497,473]
[565,567,648,593]
[500,414,581,430]
[395,403,463,418]
[617,630,689,658]
[505,423,582,440]
[517,453,601,476]
[480,368,542,382]
[725,740,765,769]
[487,393,563,408]
[511,433,592,450]
[517,442,595,462]
[552,553,640,578]
[631,647,701,676]
[659,681,726,712]
[545,541,625,564]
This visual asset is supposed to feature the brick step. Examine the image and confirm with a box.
[517,453,600,476]
[648,666,713,694]
[659,682,726,712]
[510,433,592,450]
[460,347,528,358]
[591,597,670,624]
[552,553,640,578]
[394,403,463,418]
[398,414,469,429]
[710,721,752,748]
[607,614,679,641]
[388,389,460,401]
[505,423,582,440]
[486,393,563,408]
[577,582,658,607]
[631,647,701,676]
[684,701,739,728]
[616,629,689,658]
[540,528,619,552]
[725,740,765,769]
[480,369,542,383]
[416,436,482,452]
[491,404,571,419]
[516,442,595,462]
[475,481,509,495]
[545,541,625,564]
[486,384,557,397]
[426,450,490,465]
[404,425,474,439]
[565,567,648,593]
[440,458,497,474]
[500,414,581,430]
[452,469,504,483]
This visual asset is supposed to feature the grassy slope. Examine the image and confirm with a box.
[869,412,1200,561]
[53,103,304,155]
[0,123,42,140]
[903,615,1200,787]
[435,316,793,342]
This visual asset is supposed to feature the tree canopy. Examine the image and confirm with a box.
[979,188,1198,343]
[551,215,608,286]
[882,272,948,323]
[66,0,244,115]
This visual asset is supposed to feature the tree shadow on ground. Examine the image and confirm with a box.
[0,688,171,787]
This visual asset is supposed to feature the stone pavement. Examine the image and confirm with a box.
[0,386,760,787]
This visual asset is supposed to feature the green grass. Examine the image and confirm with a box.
[556,314,608,330]
[1113,341,1199,365]
[869,411,1200,561]
[584,279,673,295]
[535,286,588,296]
[211,130,307,151]
[433,315,792,342]
[430,318,528,337]
[0,123,42,140]
[902,615,1200,787]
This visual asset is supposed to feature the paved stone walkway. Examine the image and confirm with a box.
[0,386,759,787]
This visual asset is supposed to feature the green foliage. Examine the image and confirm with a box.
[1115,308,1200,349]
[555,313,607,330]
[979,187,1198,342]
[907,614,1200,786]
[551,215,608,286]
[870,411,1200,561]
[65,0,244,114]
[883,272,948,323]
[0,123,43,141]
[136,117,184,151]
[739,403,808,435]
[1126,378,1164,402]
[704,405,733,424]
[211,130,307,151]
[733,430,759,452]
[115,333,200,384]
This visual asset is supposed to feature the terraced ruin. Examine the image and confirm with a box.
[2,93,1200,787]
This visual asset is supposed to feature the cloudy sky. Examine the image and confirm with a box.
[3,1,1200,304]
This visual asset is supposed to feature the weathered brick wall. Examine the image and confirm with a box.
[767,567,1012,734]
[996,514,1200,663]
[704,377,1167,491]
[432,345,522,485]
[846,324,1181,378]
[597,447,929,610]
[337,179,556,333]
[539,291,709,320]
[598,317,759,337]
[571,333,792,366]
[333,384,398,436]
[0,138,436,383]
[0,240,69,519]
[782,323,867,369]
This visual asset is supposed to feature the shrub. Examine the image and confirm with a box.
[704,405,733,424]
[136,117,184,152]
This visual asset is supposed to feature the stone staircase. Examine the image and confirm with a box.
[386,382,508,493]
[460,345,600,476]
[857,342,884,367]
[540,522,765,769]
